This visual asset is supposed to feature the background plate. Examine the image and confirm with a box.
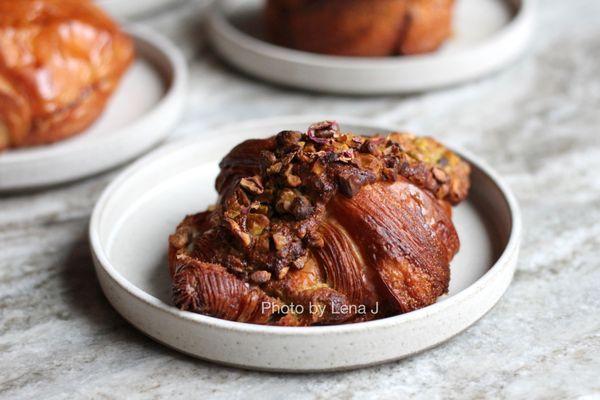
[0,25,187,192]
[90,116,522,372]
[208,0,535,94]
[96,0,188,19]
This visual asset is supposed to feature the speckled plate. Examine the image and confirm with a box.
[96,0,187,19]
[90,116,521,372]
[0,26,187,192]
[208,0,535,94]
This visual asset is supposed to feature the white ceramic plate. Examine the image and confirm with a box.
[90,116,521,372]
[0,26,187,192]
[208,0,535,94]
[96,0,187,19]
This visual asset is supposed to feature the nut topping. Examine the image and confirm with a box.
[276,130,303,149]
[337,169,375,198]
[276,267,290,280]
[306,231,325,248]
[250,270,272,284]
[210,121,470,281]
[290,194,314,219]
[261,150,277,165]
[247,213,270,236]
[432,167,449,183]
[267,162,283,175]
[292,254,308,270]
[272,232,289,251]
[275,188,296,214]
[307,120,339,144]
[360,139,382,156]
[284,165,302,187]
[240,176,264,194]
[223,218,252,248]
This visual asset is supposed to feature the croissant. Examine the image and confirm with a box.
[265,0,454,57]
[169,122,470,326]
[0,0,134,151]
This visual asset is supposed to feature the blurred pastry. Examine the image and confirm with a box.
[0,0,134,151]
[168,121,470,326]
[265,0,454,57]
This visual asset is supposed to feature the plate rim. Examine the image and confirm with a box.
[89,115,522,336]
[97,0,188,19]
[0,24,188,188]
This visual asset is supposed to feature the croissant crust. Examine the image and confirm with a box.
[0,0,134,150]
[169,121,470,325]
[265,0,455,57]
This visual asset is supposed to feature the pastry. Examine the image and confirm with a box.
[168,121,470,326]
[0,0,134,151]
[265,0,454,57]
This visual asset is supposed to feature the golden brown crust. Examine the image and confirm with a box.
[265,0,454,57]
[169,121,470,325]
[400,0,455,55]
[329,179,452,312]
[0,0,134,150]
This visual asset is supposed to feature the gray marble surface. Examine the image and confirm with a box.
[1,0,599,398]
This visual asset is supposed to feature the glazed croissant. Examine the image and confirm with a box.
[0,0,134,151]
[169,121,470,326]
[265,0,455,57]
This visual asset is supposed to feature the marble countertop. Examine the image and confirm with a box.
[1,0,599,398]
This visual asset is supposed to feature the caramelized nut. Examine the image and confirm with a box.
[277,267,290,280]
[382,167,398,181]
[311,160,325,175]
[283,164,302,187]
[292,254,308,269]
[290,195,313,219]
[360,140,381,156]
[296,225,308,239]
[432,167,449,183]
[357,153,381,173]
[267,162,283,175]
[272,232,289,251]
[237,231,252,248]
[240,176,264,194]
[260,150,277,165]
[308,121,339,137]
[250,270,272,284]
[304,143,316,153]
[247,213,270,236]
[223,218,252,248]
[337,170,364,198]
[281,153,296,166]
[287,175,302,187]
[307,231,325,248]
[276,130,302,148]
[169,230,189,249]
[250,203,270,215]
[235,188,251,207]
[275,189,296,213]
[256,233,271,253]
[307,120,339,144]
[338,149,354,163]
